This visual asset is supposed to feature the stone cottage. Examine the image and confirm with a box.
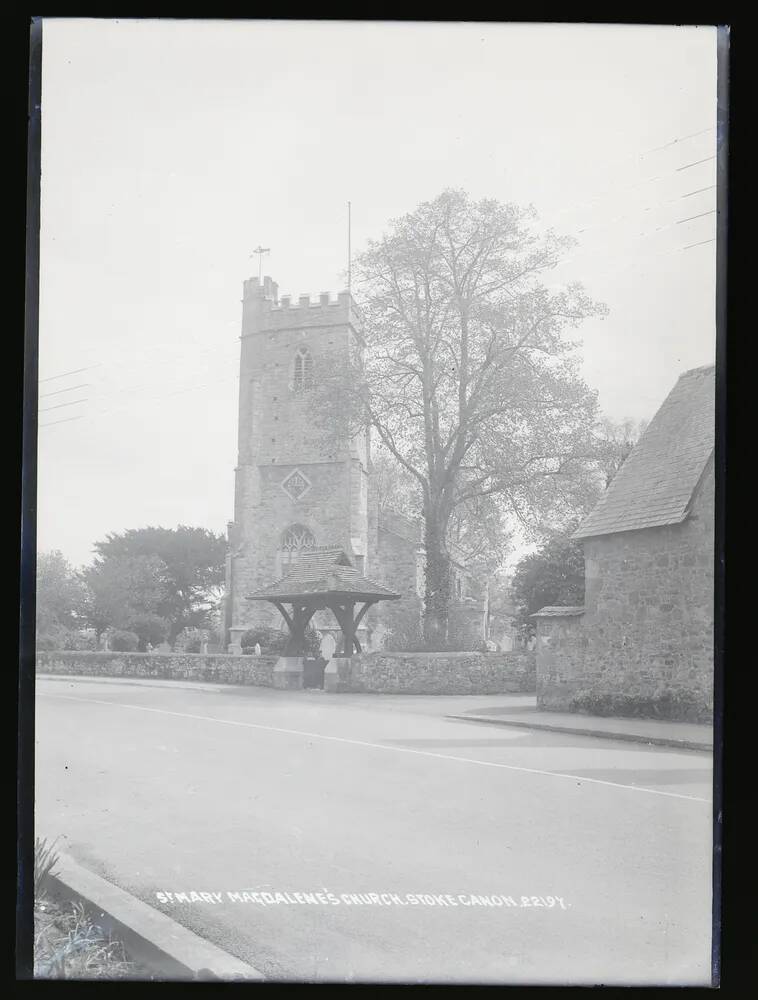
[222,275,485,653]
[533,364,715,722]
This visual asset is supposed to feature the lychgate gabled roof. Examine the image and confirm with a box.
[574,364,715,540]
[246,546,400,603]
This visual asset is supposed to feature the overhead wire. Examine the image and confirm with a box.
[38,126,720,431]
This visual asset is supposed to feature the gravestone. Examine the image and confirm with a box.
[319,632,337,661]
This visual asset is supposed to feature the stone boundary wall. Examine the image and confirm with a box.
[534,614,587,713]
[36,650,536,696]
[324,651,536,694]
[36,651,279,687]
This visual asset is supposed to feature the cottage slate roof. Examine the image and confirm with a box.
[246,546,401,602]
[531,606,586,618]
[573,364,715,540]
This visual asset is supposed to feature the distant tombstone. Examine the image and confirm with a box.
[200,641,208,654]
[254,643,261,656]
[320,633,337,661]
[500,634,513,652]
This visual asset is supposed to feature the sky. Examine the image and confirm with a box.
[36,19,719,570]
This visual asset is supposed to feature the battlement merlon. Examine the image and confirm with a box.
[241,275,365,337]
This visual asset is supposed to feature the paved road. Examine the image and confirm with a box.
[35,677,714,985]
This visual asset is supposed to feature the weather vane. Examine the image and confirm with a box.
[250,245,271,282]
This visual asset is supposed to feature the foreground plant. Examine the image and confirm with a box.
[33,836,61,900]
[34,899,139,979]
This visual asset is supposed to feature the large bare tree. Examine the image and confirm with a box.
[318,189,606,642]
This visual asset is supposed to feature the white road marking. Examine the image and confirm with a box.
[39,692,711,804]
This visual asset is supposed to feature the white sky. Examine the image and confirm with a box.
[37,19,718,569]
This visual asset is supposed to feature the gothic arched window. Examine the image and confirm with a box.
[293,346,314,393]
[279,523,316,573]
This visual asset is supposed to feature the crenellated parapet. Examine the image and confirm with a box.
[242,275,363,335]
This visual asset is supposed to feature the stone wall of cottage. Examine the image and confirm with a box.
[537,457,715,722]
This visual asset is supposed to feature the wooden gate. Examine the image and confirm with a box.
[302,657,327,689]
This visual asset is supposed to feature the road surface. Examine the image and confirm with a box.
[35,677,714,985]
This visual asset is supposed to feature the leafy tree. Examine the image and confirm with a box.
[374,445,513,580]
[511,535,586,627]
[61,631,98,651]
[127,613,170,651]
[448,494,513,579]
[593,416,648,488]
[371,445,423,518]
[316,189,605,642]
[80,554,169,638]
[36,551,86,645]
[109,629,139,652]
[87,526,226,640]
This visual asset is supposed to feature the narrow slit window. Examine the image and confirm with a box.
[293,346,314,392]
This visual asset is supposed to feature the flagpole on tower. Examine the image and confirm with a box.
[250,245,270,282]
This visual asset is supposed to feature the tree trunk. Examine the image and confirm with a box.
[423,513,452,646]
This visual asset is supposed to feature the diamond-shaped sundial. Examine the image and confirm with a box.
[281,468,311,502]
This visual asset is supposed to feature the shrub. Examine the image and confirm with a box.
[37,627,98,652]
[241,625,322,657]
[127,614,170,651]
[36,633,64,651]
[36,621,72,651]
[173,627,209,653]
[109,630,139,652]
[241,626,288,655]
[568,688,712,723]
[62,631,98,652]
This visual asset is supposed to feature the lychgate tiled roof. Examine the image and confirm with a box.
[574,365,715,540]
[246,547,401,602]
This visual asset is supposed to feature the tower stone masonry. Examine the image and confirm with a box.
[224,275,375,645]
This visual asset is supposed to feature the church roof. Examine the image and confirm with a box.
[531,606,585,618]
[377,507,469,570]
[246,547,401,603]
[378,507,423,544]
[573,365,715,540]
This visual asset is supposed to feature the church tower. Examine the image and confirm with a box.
[223,275,373,647]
